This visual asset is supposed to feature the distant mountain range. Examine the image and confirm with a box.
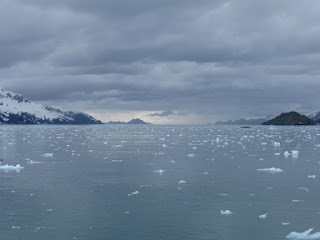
[215,112,320,125]
[0,89,102,124]
[107,118,150,124]
[215,116,273,125]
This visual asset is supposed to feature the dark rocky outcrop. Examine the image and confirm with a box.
[262,111,315,125]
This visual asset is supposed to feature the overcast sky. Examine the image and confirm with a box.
[1,0,320,124]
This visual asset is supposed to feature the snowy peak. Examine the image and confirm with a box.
[0,89,102,124]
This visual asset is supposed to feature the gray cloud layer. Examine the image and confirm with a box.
[1,0,320,123]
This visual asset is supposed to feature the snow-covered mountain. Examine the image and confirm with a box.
[306,111,320,124]
[0,89,102,124]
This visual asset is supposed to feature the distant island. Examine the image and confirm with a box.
[262,111,315,125]
[106,118,150,125]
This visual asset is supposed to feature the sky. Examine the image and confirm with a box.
[1,0,320,124]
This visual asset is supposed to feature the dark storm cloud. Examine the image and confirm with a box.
[1,0,320,123]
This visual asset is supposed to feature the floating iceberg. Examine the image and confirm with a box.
[220,210,232,215]
[187,154,195,158]
[308,175,316,179]
[0,164,24,171]
[286,228,320,239]
[257,167,284,173]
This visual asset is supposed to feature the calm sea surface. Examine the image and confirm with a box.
[0,125,320,240]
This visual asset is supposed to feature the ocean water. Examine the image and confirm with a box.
[0,125,320,240]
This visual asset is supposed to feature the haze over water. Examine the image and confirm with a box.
[0,125,320,240]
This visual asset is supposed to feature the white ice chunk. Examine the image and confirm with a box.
[220,210,232,215]
[292,150,299,158]
[284,151,290,157]
[0,164,24,171]
[274,142,281,147]
[259,214,267,219]
[286,228,320,239]
[128,191,139,196]
[154,169,165,175]
[257,167,284,173]
[188,154,195,158]
[308,175,316,179]
[111,160,123,162]
[43,153,53,157]
[27,160,42,164]
[282,222,290,226]
[178,180,186,184]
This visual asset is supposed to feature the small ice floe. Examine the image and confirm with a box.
[203,172,209,175]
[27,160,42,165]
[0,164,24,172]
[178,180,186,185]
[219,193,228,196]
[188,154,195,158]
[292,200,304,203]
[154,169,165,175]
[128,191,139,196]
[261,142,268,145]
[308,175,316,179]
[282,222,290,226]
[284,151,290,157]
[11,225,20,229]
[111,160,123,163]
[274,153,280,156]
[112,145,124,148]
[46,209,53,212]
[192,146,197,150]
[162,144,167,148]
[220,210,232,215]
[298,187,309,192]
[259,214,267,219]
[274,142,281,147]
[257,167,284,173]
[286,228,320,239]
[43,153,53,157]
[292,150,299,158]
[170,160,175,164]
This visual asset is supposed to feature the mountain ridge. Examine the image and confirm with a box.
[0,89,102,124]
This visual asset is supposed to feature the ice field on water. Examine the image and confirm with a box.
[1,125,320,240]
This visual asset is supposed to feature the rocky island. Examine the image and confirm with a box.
[262,111,315,125]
